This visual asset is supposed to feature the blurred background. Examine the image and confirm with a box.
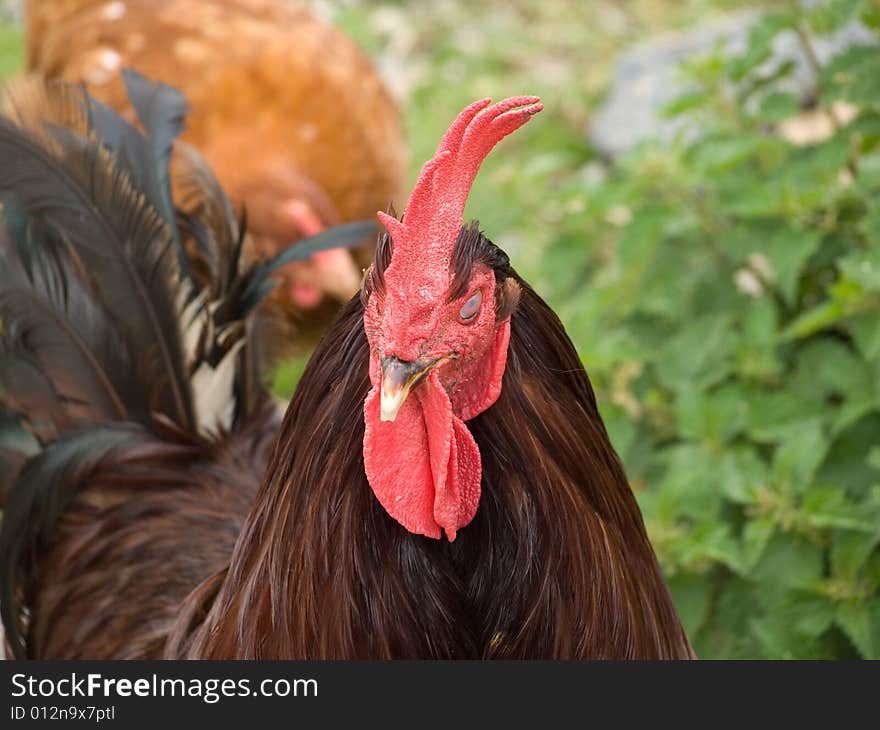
[4,0,880,658]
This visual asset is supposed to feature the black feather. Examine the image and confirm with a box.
[2,76,187,258]
[0,224,135,425]
[0,116,195,430]
[0,411,39,458]
[120,68,189,272]
[0,411,39,506]
[170,143,240,299]
[0,345,64,438]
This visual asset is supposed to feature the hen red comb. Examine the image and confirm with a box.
[377,96,542,259]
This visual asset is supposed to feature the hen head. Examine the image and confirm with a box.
[238,163,362,309]
[362,96,543,541]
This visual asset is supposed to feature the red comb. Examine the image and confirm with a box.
[378,96,542,260]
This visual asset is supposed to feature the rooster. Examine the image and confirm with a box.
[0,76,694,658]
[25,0,406,346]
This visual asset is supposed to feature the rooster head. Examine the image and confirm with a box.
[362,96,542,540]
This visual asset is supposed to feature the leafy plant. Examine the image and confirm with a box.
[0,23,23,80]
[543,0,880,658]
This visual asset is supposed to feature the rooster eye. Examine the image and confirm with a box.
[459,289,482,322]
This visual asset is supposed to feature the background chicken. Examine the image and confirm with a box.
[25,0,406,350]
[0,73,692,659]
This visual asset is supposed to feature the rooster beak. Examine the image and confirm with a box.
[379,355,444,422]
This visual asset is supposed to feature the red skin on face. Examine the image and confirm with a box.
[361,96,541,540]
[363,265,511,540]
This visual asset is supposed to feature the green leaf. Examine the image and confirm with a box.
[753,533,823,590]
[783,275,877,342]
[756,91,800,122]
[667,573,713,638]
[857,198,880,242]
[783,301,850,340]
[742,516,776,570]
[793,337,874,400]
[688,134,787,176]
[745,388,827,442]
[822,45,880,109]
[656,444,725,522]
[678,521,744,573]
[728,13,796,82]
[749,613,829,658]
[694,577,764,658]
[540,2,880,661]
[835,601,880,658]
[863,2,880,28]
[662,90,709,119]
[0,25,23,80]
[771,419,828,492]
[808,0,864,34]
[763,222,823,305]
[817,414,880,498]
[839,249,880,292]
[734,297,782,380]
[654,315,733,392]
[855,147,880,185]
[790,338,876,432]
[601,403,639,464]
[271,353,310,399]
[720,220,821,305]
[800,485,875,531]
[831,529,880,579]
[674,383,749,445]
[781,590,837,639]
[719,447,769,505]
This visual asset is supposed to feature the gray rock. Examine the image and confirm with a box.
[590,10,876,157]
[0,0,23,25]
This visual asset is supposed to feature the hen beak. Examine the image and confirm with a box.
[380,355,445,422]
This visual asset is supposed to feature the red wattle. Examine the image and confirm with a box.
[434,415,481,541]
[363,370,481,541]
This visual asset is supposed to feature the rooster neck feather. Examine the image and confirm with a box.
[187,278,694,659]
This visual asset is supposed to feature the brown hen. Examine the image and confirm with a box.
[26,0,406,347]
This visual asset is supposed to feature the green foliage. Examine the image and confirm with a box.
[543,4,880,658]
[271,353,311,401]
[0,23,23,80]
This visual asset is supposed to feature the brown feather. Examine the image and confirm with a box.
[22,399,278,659]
